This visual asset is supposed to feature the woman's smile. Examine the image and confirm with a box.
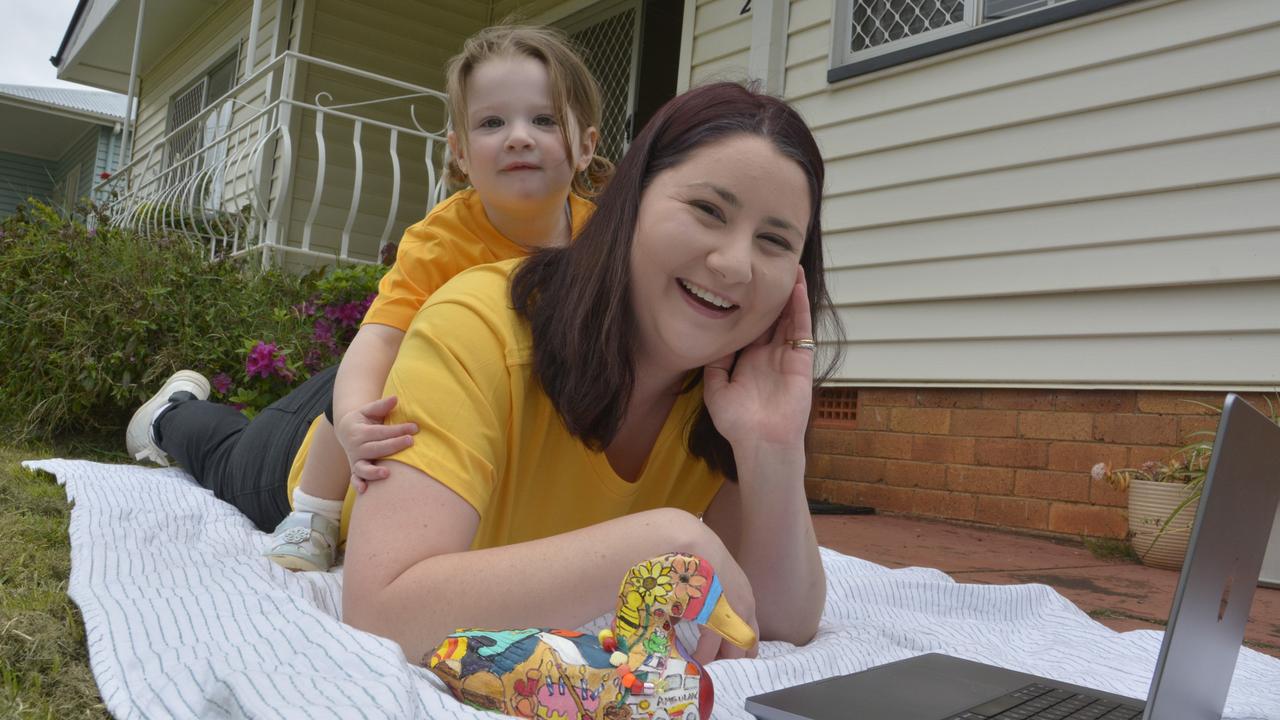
[678,278,739,318]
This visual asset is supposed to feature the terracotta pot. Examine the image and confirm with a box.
[1127,478,1201,571]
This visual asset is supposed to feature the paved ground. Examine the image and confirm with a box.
[812,513,1280,658]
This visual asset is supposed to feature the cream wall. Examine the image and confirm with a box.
[684,0,1280,388]
[688,0,754,85]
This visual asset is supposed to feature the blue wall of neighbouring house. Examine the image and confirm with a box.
[0,127,121,218]
[0,151,57,217]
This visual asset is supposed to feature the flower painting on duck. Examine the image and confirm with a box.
[427,552,756,720]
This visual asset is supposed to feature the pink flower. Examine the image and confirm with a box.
[211,372,233,395]
[1090,462,1109,483]
[245,341,288,379]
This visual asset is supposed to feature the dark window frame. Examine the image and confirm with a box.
[828,0,1142,84]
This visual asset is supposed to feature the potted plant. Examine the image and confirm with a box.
[1093,447,1210,570]
[1094,397,1280,572]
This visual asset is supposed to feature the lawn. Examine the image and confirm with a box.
[0,436,116,719]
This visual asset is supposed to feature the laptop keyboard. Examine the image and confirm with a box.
[946,682,1145,720]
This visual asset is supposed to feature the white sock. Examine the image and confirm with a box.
[292,488,344,524]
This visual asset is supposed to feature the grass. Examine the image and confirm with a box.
[0,434,119,719]
[1083,536,1139,562]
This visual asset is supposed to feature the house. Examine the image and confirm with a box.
[0,84,125,217]
[53,0,1280,540]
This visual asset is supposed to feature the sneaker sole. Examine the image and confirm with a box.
[265,552,328,573]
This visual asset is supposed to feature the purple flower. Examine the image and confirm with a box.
[245,341,288,379]
[211,372,233,395]
[292,299,318,318]
[312,318,335,347]
[87,228,97,239]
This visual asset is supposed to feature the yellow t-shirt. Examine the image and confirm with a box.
[363,188,595,331]
[287,259,725,548]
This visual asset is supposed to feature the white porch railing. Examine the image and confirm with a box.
[95,51,450,267]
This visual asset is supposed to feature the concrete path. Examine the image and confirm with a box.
[813,514,1280,658]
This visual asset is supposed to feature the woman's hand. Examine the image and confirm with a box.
[334,396,418,492]
[703,266,814,450]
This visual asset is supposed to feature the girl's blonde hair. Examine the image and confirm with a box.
[445,24,614,197]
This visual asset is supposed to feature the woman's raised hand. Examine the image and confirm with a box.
[702,266,815,450]
[335,396,418,493]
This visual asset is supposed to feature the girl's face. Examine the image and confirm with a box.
[449,54,595,212]
[629,133,811,374]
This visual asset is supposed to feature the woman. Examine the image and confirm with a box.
[341,81,840,665]
[134,81,839,666]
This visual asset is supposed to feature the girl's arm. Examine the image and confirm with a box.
[701,267,825,649]
[341,460,756,665]
[332,323,412,483]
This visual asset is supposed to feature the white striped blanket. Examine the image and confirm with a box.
[23,458,1280,719]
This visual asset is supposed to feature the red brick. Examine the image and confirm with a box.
[1090,476,1128,507]
[860,389,916,407]
[1136,391,1224,415]
[845,482,915,514]
[1018,412,1094,441]
[947,465,1015,495]
[911,435,976,464]
[912,489,977,521]
[857,405,891,431]
[951,409,1018,438]
[1128,445,1181,466]
[974,438,1049,469]
[915,388,984,409]
[807,454,885,483]
[981,389,1055,410]
[975,496,1049,530]
[804,477,827,499]
[822,479,863,507]
[885,460,948,489]
[889,407,951,435]
[1047,441,1128,472]
[1048,503,1128,539]
[1055,390,1136,413]
[807,428,853,455]
[852,431,914,460]
[1178,415,1219,443]
[1095,414,1178,445]
[1014,469,1089,502]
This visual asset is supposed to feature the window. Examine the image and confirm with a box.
[829,0,1139,82]
[166,51,238,167]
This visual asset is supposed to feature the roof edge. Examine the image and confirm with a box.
[51,0,91,68]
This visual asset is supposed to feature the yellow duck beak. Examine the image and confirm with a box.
[703,592,756,650]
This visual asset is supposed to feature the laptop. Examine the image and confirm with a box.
[747,393,1280,720]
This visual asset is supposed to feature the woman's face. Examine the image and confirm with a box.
[629,133,811,374]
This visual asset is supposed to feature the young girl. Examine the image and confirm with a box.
[125,24,611,571]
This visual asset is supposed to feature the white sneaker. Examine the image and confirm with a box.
[125,370,211,466]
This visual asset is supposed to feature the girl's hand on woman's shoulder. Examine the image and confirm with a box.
[703,266,814,450]
[335,395,419,492]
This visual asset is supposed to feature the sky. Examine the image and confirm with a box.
[2,0,92,89]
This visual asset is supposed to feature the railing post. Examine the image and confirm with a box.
[261,53,299,269]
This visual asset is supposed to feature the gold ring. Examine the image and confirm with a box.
[788,338,817,351]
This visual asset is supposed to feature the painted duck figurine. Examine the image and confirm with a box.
[427,551,756,720]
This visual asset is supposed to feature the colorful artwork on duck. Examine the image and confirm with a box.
[426,552,754,720]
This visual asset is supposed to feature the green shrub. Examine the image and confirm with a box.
[0,200,385,439]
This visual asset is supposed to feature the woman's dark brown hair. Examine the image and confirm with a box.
[511,81,842,480]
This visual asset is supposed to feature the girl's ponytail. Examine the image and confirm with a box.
[573,153,615,198]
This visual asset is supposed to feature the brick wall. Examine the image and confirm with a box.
[803,388,1271,539]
